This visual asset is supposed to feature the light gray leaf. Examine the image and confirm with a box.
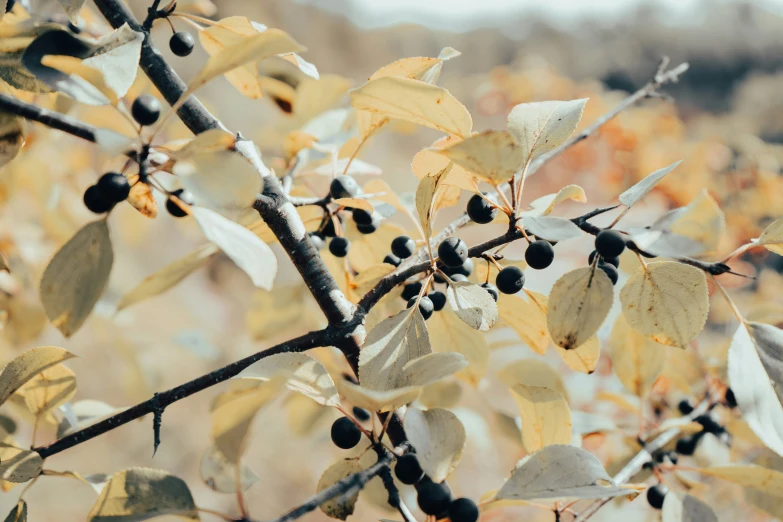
[173,151,262,212]
[445,281,498,331]
[192,207,277,290]
[662,493,718,522]
[405,408,466,482]
[618,161,682,208]
[200,445,259,494]
[523,215,582,242]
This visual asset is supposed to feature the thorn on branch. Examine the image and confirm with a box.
[151,392,164,456]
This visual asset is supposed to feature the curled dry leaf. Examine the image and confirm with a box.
[547,266,614,350]
[0,346,75,408]
[496,444,635,501]
[351,76,472,139]
[438,130,525,184]
[404,407,467,482]
[618,161,683,208]
[661,493,718,522]
[237,352,340,407]
[510,384,572,452]
[317,459,364,521]
[609,313,667,396]
[127,181,158,219]
[192,207,277,290]
[0,446,42,483]
[200,444,259,494]
[497,293,549,355]
[0,112,26,169]
[40,219,113,337]
[757,217,783,256]
[619,261,708,348]
[116,244,218,312]
[446,281,498,331]
[506,99,588,169]
[728,322,783,456]
[415,164,450,239]
[87,467,199,521]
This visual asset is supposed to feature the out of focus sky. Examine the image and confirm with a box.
[295,0,783,31]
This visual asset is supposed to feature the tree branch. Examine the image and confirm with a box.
[35,329,328,459]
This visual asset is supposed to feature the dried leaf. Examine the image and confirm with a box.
[511,384,572,452]
[350,76,472,139]
[496,444,634,501]
[609,314,667,396]
[446,281,498,331]
[438,130,525,184]
[127,182,158,218]
[405,408,466,482]
[506,99,588,168]
[0,346,75,408]
[116,244,218,312]
[40,220,113,337]
[192,207,277,290]
[757,217,783,256]
[317,459,363,520]
[87,467,199,521]
[618,161,682,208]
[619,262,708,348]
[547,267,614,350]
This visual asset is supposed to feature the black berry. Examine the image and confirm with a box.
[665,451,678,465]
[169,31,195,57]
[356,216,379,235]
[725,388,737,408]
[646,484,668,510]
[352,407,371,422]
[428,291,446,311]
[496,266,525,294]
[330,417,361,449]
[309,232,325,250]
[329,237,350,258]
[675,434,701,456]
[466,193,497,224]
[694,414,724,435]
[595,229,626,258]
[321,215,341,237]
[589,250,620,268]
[395,453,424,485]
[96,172,130,203]
[166,188,194,218]
[417,480,451,516]
[83,185,114,214]
[442,258,473,277]
[352,208,373,225]
[383,253,401,267]
[525,240,555,270]
[391,235,416,259]
[330,175,360,199]
[448,498,479,522]
[131,94,161,126]
[5,0,14,13]
[438,237,468,268]
[401,282,423,301]
[481,283,499,302]
[677,399,694,415]
[598,261,619,285]
[408,295,434,320]
[450,274,469,283]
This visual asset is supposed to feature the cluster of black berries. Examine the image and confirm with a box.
[673,400,731,457]
[394,453,478,522]
[590,229,626,285]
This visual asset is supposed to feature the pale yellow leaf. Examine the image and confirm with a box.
[352,264,396,298]
[405,408,466,482]
[415,165,448,239]
[17,364,76,417]
[668,189,725,256]
[526,185,587,216]
[0,346,76,408]
[556,335,600,374]
[511,384,572,452]
[438,130,525,184]
[199,445,258,494]
[317,459,363,520]
[40,55,118,105]
[547,266,614,350]
[445,281,498,331]
[619,261,708,348]
[609,314,667,396]
[173,151,262,212]
[698,465,783,496]
[237,352,339,407]
[427,307,489,385]
[337,380,420,413]
[412,143,478,192]
[245,285,321,339]
[127,182,158,218]
[346,221,406,273]
[39,220,113,337]
[757,217,783,256]
[497,359,569,401]
[397,352,467,387]
[333,197,374,212]
[507,99,588,167]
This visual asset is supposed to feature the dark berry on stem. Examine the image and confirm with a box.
[725,387,737,408]
[428,291,446,311]
[391,235,416,259]
[496,266,525,294]
[448,498,479,522]
[321,215,340,237]
[352,407,371,422]
[329,175,360,199]
[330,417,361,449]
[694,414,724,435]
[646,484,668,510]
[169,31,195,57]
[131,94,161,126]
[408,295,434,320]
[677,399,694,415]
[481,283,499,302]
[356,217,379,234]
[401,282,423,301]
[329,237,350,258]
[5,0,15,13]
[675,434,701,456]
[84,185,114,214]
[466,193,497,224]
[309,232,325,250]
[438,237,468,268]
[443,258,473,277]
[417,480,451,516]
[97,172,130,203]
[395,453,424,485]
[595,229,626,258]
[166,188,194,218]
[383,253,401,267]
[525,239,555,270]
[450,274,469,283]
[352,208,373,225]
[598,261,619,285]
[665,451,679,465]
